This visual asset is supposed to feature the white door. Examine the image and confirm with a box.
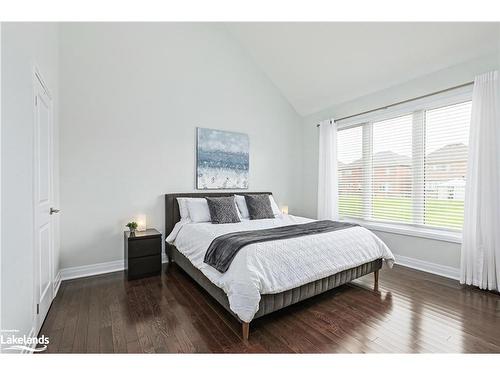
[33,71,56,333]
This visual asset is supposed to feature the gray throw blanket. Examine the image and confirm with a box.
[204,220,358,273]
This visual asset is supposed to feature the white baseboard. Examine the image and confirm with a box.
[60,259,125,281]
[60,254,168,281]
[53,271,62,297]
[395,254,460,280]
[59,253,458,283]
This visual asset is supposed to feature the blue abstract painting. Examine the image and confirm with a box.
[197,128,249,189]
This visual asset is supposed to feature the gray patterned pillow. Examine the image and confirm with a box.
[206,197,241,224]
[244,194,274,220]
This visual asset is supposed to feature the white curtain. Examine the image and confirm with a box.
[317,119,339,220]
[460,70,500,291]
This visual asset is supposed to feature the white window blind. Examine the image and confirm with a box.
[372,114,413,223]
[337,89,472,232]
[338,126,363,218]
[424,102,471,229]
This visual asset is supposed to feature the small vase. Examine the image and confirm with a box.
[129,228,136,236]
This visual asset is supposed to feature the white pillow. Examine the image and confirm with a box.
[186,198,211,223]
[176,198,190,220]
[269,195,282,217]
[235,195,250,219]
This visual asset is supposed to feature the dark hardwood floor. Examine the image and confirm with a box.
[38,263,500,353]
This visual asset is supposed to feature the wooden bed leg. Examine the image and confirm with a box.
[166,245,173,264]
[374,270,379,291]
[242,322,249,341]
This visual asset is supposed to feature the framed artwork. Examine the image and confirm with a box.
[196,127,249,190]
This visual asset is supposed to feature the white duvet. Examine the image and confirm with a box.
[166,215,394,322]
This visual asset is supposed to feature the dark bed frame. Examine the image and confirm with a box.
[165,192,382,340]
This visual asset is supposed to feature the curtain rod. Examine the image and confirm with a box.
[316,81,474,127]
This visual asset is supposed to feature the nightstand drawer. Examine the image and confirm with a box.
[127,254,161,279]
[128,237,161,258]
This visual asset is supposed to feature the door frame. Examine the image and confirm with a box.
[32,66,54,335]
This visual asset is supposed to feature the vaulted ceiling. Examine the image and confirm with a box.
[225,23,500,116]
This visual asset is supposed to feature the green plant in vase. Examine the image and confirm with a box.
[126,221,138,235]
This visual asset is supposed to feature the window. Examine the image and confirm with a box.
[337,89,472,232]
[372,114,413,223]
[338,126,363,218]
[424,102,471,229]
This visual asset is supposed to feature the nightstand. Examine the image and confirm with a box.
[124,228,162,280]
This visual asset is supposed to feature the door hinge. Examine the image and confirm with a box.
[36,303,40,315]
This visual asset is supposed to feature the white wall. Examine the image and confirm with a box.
[59,23,303,269]
[0,23,59,347]
[299,52,500,270]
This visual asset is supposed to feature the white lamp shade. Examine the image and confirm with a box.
[137,214,147,231]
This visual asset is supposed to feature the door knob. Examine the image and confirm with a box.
[50,208,60,215]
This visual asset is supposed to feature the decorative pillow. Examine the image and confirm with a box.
[234,195,250,219]
[206,197,241,224]
[186,198,211,223]
[244,194,275,220]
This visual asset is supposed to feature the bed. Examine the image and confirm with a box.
[165,192,394,340]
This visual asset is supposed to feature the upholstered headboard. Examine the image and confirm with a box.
[164,192,272,236]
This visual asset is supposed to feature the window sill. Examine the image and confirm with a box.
[343,219,462,244]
